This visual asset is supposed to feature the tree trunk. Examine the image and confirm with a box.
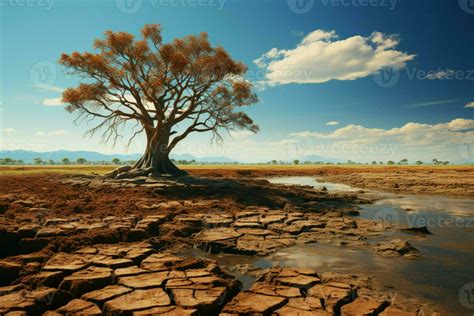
[132,128,187,176]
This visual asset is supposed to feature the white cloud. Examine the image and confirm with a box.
[1,128,15,134]
[34,84,64,93]
[326,121,339,126]
[43,97,63,106]
[465,102,474,108]
[48,130,69,137]
[36,131,46,136]
[254,30,415,85]
[229,130,255,140]
[281,118,474,162]
[424,69,455,80]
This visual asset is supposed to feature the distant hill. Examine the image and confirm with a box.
[0,150,238,164]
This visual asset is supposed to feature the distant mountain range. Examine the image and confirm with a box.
[0,150,238,164]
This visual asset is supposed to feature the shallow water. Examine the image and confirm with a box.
[188,176,474,315]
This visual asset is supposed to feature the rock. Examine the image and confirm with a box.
[16,224,41,238]
[136,307,198,315]
[0,260,22,285]
[88,257,135,269]
[54,299,101,315]
[276,274,321,290]
[0,284,23,295]
[380,307,418,315]
[28,271,63,288]
[374,239,418,258]
[114,266,148,278]
[103,288,171,315]
[222,292,287,314]
[170,287,228,314]
[43,253,89,273]
[118,271,170,289]
[340,298,389,316]
[401,226,432,235]
[308,284,355,314]
[0,287,69,314]
[82,285,133,305]
[59,266,113,297]
[141,253,183,271]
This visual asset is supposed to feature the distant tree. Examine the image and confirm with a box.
[33,157,43,165]
[48,160,55,165]
[398,158,408,165]
[111,158,121,165]
[76,158,87,164]
[371,161,377,165]
[293,159,300,165]
[2,157,14,165]
[60,24,258,177]
[416,160,424,165]
[443,161,450,165]
[387,160,395,165]
[379,161,384,165]
[62,157,71,165]
[432,158,440,165]
[270,160,278,165]
[347,160,354,165]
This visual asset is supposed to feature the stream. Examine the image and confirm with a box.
[183,176,474,315]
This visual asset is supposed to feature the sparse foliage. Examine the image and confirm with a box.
[60,24,259,176]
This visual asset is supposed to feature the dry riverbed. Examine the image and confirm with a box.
[0,167,468,315]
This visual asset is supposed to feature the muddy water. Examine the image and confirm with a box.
[186,177,474,315]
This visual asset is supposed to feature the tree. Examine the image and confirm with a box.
[398,158,408,165]
[270,160,277,165]
[443,161,450,165]
[416,160,423,165]
[371,161,377,165]
[76,158,87,164]
[432,158,440,165]
[48,159,55,165]
[33,157,43,165]
[60,24,258,177]
[387,160,395,165]
[112,158,121,165]
[293,159,300,165]
[62,157,71,165]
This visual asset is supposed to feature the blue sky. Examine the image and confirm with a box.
[1,0,473,162]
